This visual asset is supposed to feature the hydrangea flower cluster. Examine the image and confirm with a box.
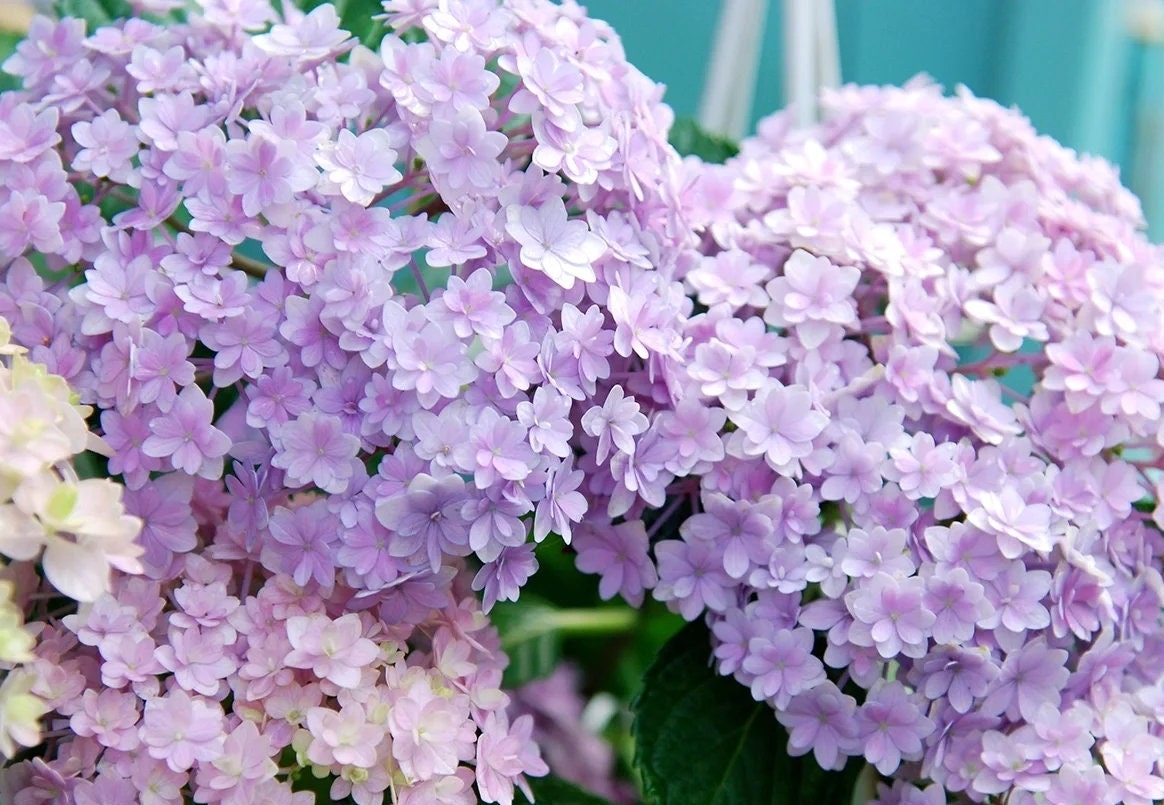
[0,0,689,599]
[0,0,692,799]
[650,78,1164,803]
[5,551,541,805]
[7,0,1164,798]
[0,313,142,762]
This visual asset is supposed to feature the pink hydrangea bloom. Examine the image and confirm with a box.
[284,612,379,689]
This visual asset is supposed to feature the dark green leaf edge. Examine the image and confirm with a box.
[632,620,862,805]
[523,774,620,805]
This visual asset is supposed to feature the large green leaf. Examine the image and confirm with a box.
[632,621,862,805]
[523,774,618,805]
[668,118,739,164]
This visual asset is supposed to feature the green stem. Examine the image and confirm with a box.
[500,607,638,650]
[231,251,272,279]
[545,608,638,634]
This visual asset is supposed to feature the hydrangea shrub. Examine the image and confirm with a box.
[0,0,693,800]
[2,0,1163,801]
[647,78,1164,804]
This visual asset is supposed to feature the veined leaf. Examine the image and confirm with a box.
[632,620,862,805]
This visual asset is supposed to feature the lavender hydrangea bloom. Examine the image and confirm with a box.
[776,681,859,771]
[375,473,472,573]
[580,384,648,465]
[261,500,340,591]
[729,382,828,475]
[742,626,825,708]
[505,197,606,290]
[10,0,1164,797]
[667,77,1164,801]
[269,411,360,494]
[653,539,733,620]
[573,521,657,608]
[857,681,935,775]
[845,572,935,660]
[141,385,230,479]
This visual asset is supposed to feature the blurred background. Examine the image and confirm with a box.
[584,0,1164,238]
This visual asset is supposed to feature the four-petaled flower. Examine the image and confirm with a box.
[505,197,606,289]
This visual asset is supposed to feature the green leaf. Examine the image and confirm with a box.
[522,774,619,805]
[98,186,137,223]
[668,118,739,164]
[71,450,107,481]
[0,32,22,94]
[53,0,134,26]
[632,621,862,805]
[492,595,563,687]
[335,0,387,49]
[287,0,387,50]
[493,595,638,687]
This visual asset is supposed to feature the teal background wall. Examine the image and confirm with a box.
[583,1,1163,235]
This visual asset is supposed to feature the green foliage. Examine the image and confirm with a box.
[523,774,619,805]
[336,0,387,48]
[495,537,683,692]
[493,593,640,688]
[98,187,138,224]
[290,0,388,49]
[209,381,241,423]
[72,450,108,481]
[492,594,566,688]
[668,118,739,164]
[53,0,135,27]
[497,537,686,790]
[0,32,21,93]
[632,621,862,805]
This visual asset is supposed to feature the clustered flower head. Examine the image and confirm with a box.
[5,550,542,805]
[654,77,1164,803]
[0,0,691,597]
[0,0,693,799]
[6,0,1164,798]
[0,314,142,763]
